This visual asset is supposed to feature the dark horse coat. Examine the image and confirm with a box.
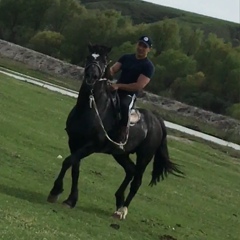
[47,44,184,218]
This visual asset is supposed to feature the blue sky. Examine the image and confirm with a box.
[144,0,240,23]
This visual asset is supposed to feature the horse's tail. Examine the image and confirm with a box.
[149,114,184,187]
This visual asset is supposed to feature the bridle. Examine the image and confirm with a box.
[84,60,107,86]
[84,59,129,148]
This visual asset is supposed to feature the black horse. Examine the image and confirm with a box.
[47,43,184,219]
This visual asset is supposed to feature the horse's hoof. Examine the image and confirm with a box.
[47,194,59,203]
[112,207,128,220]
[112,212,122,219]
[62,200,74,209]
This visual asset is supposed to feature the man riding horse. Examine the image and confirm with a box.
[109,36,155,143]
[47,40,183,220]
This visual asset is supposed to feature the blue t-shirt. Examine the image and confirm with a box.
[117,53,155,95]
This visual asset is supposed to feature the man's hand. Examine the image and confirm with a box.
[110,75,150,92]
[109,83,119,91]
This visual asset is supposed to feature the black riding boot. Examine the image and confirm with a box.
[117,126,128,143]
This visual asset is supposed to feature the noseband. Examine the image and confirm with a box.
[84,60,107,86]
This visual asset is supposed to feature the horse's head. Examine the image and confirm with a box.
[84,43,112,86]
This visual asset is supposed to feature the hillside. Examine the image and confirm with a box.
[80,0,240,42]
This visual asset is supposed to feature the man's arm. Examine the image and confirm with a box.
[116,74,150,92]
[110,62,122,76]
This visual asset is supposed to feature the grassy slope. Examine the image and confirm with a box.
[81,0,239,42]
[0,75,240,240]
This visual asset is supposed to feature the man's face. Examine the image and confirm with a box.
[136,41,150,58]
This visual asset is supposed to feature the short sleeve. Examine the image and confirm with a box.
[117,54,127,64]
[142,62,155,79]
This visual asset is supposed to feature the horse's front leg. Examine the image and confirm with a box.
[47,155,72,203]
[62,143,94,208]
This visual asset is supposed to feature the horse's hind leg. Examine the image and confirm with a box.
[47,155,72,203]
[115,154,152,220]
[62,160,80,208]
[112,154,135,218]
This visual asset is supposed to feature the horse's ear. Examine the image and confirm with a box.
[88,42,94,53]
[106,47,112,54]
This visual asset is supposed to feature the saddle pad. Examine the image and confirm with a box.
[129,109,141,125]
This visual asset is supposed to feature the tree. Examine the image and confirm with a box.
[44,0,87,33]
[0,0,52,43]
[0,0,25,42]
[226,103,240,120]
[171,72,205,102]
[109,41,136,62]
[221,49,240,103]
[62,9,135,64]
[180,26,204,56]
[153,49,197,89]
[146,64,165,94]
[195,33,232,96]
[148,19,180,55]
[22,0,52,30]
[223,68,240,103]
[29,31,65,58]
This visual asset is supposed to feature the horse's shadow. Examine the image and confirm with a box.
[0,183,47,205]
[78,203,113,218]
[0,182,112,218]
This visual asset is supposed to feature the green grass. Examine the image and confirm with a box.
[0,74,240,240]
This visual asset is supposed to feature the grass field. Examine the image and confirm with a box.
[0,75,240,240]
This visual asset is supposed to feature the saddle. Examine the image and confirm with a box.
[110,91,141,126]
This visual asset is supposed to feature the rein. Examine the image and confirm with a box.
[88,78,129,148]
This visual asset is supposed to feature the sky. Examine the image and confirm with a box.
[143,0,240,23]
